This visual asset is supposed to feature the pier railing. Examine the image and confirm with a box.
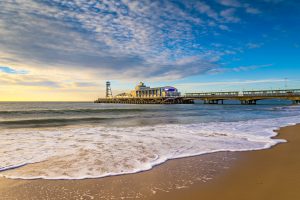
[183,89,300,104]
[242,89,300,97]
[185,89,300,98]
[185,91,239,98]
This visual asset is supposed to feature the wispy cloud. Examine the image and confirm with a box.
[0,73,61,88]
[193,1,219,20]
[232,64,272,72]
[217,0,261,15]
[73,82,99,88]
[208,64,272,74]
[218,0,242,8]
[176,79,286,88]
[220,8,240,23]
[245,7,261,14]
[0,0,263,82]
[246,42,263,49]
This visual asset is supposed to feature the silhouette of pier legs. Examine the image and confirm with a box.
[293,100,300,105]
[241,100,257,105]
[204,100,224,104]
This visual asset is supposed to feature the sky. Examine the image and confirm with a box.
[0,0,299,101]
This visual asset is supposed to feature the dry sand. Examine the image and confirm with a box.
[0,124,299,200]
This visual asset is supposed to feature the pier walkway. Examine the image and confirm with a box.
[184,89,300,105]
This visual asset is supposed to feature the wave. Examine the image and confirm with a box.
[0,115,299,180]
[0,108,147,115]
[0,117,128,128]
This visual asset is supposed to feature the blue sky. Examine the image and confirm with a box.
[0,0,299,100]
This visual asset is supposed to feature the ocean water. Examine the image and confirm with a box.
[0,100,300,179]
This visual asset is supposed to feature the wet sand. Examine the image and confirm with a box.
[155,124,300,200]
[0,124,299,200]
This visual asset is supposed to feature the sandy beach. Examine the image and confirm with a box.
[0,124,299,200]
[1,0,299,199]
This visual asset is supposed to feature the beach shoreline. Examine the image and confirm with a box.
[0,124,299,199]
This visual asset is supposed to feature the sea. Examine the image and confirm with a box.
[0,100,300,180]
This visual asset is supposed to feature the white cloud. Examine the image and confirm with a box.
[217,0,261,15]
[219,24,230,31]
[176,79,286,88]
[220,8,240,23]
[194,1,219,20]
[231,64,272,72]
[208,64,272,74]
[217,0,241,8]
[245,7,261,14]
[246,42,263,49]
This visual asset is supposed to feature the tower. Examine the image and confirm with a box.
[106,81,112,98]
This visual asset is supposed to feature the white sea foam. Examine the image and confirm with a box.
[0,115,299,180]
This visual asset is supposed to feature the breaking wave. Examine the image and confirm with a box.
[0,115,299,180]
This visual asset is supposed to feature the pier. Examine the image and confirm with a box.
[95,82,300,105]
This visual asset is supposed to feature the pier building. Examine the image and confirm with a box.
[95,81,192,104]
[130,82,180,98]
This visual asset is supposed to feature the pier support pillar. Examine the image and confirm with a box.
[241,100,257,105]
[293,100,300,105]
[204,100,219,104]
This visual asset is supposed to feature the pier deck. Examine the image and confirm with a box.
[185,89,300,105]
[95,89,300,105]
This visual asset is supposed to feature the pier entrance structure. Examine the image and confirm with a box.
[95,82,193,104]
[184,89,300,105]
[131,82,180,98]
